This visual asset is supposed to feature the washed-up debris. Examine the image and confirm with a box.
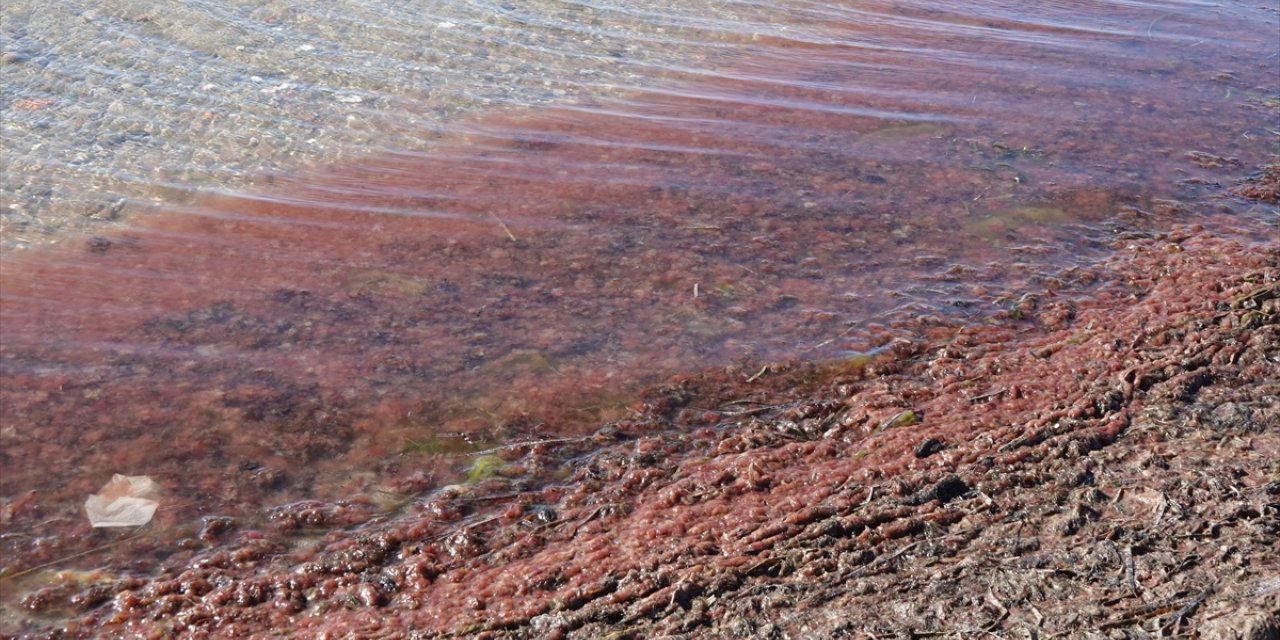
[84,475,160,528]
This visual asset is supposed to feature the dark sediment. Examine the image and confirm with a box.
[4,202,1275,637]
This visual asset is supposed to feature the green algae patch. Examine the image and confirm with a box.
[401,435,483,456]
[1007,206,1070,224]
[832,352,876,376]
[341,269,429,296]
[968,205,1071,239]
[880,409,918,430]
[481,349,561,377]
[670,304,723,338]
[466,455,505,483]
[1066,332,1091,346]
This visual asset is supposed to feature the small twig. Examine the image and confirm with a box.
[745,365,770,383]
[0,529,151,582]
[446,436,591,458]
[1162,588,1213,633]
[1248,577,1280,598]
[567,503,624,537]
[982,590,1010,633]
[1098,589,1211,631]
[487,212,518,242]
[429,515,503,542]
[156,500,203,513]
[719,406,773,418]
[1124,545,1140,597]
[846,540,921,580]
[467,492,525,503]
[1147,13,1172,40]
[968,388,1007,404]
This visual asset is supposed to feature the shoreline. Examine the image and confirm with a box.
[3,168,1275,638]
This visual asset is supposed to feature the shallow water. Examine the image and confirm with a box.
[2,0,804,245]
[1,0,1277,631]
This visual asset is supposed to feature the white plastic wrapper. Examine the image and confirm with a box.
[85,474,160,528]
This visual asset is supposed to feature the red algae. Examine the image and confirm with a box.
[7,215,1270,638]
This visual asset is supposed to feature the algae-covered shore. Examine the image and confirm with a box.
[2,165,1276,638]
[3,1,1278,635]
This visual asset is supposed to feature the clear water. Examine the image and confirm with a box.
[2,0,810,243]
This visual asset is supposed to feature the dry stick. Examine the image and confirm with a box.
[1124,546,1140,597]
[968,388,1007,404]
[567,502,626,537]
[1162,588,1213,634]
[845,540,922,581]
[488,211,518,242]
[981,591,1011,634]
[1097,594,1198,631]
[446,435,592,458]
[1147,13,1173,40]
[1051,585,1242,637]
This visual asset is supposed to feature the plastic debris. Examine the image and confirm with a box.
[84,474,160,528]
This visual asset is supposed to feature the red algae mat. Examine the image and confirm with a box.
[5,206,1276,638]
